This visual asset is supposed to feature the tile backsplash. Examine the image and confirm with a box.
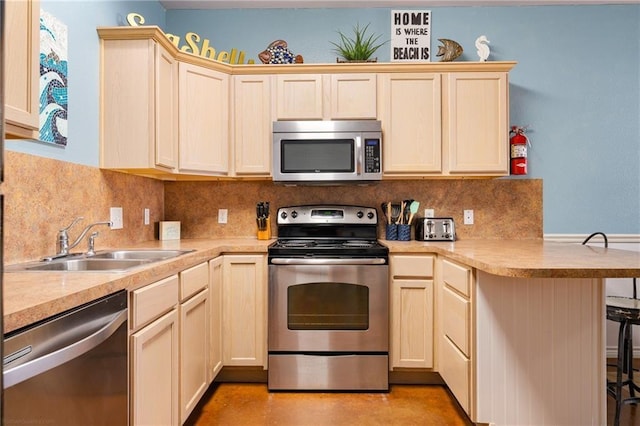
[3,152,542,264]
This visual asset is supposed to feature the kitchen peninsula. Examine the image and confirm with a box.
[4,237,639,425]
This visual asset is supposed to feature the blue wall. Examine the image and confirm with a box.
[6,0,166,165]
[8,2,639,235]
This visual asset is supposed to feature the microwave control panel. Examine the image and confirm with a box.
[364,139,381,173]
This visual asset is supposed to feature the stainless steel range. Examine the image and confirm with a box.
[268,205,389,391]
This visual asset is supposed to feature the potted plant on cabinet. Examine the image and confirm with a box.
[331,23,387,63]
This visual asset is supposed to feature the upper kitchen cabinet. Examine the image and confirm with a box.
[178,62,229,175]
[443,72,509,175]
[276,74,323,120]
[4,0,40,139]
[379,73,442,176]
[275,73,377,120]
[100,35,178,176]
[232,75,273,176]
[380,69,510,178]
[98,26,515,180]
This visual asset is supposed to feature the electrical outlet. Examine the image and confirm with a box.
[144,208,150,225]
[424,209,435,218]
[110,207,123,229]
[463,209,474,225]
[218,209,228,224]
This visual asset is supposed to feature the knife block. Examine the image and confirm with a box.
[257,217,271,240]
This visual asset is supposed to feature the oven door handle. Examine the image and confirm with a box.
[270,258,387,265]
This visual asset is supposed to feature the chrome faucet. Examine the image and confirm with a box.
[53,217,112,258]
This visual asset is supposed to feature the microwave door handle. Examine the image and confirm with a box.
[355,136,362,176]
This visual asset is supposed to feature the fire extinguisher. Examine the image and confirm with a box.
[510,125,529,175]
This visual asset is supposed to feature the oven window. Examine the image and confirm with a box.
[281,139,354,173]
[287,282,369,330]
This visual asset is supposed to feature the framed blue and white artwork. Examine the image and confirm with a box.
[39,10,68,146]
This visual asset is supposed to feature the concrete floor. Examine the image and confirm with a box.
[186,379,640,425]
[186,383,472,426]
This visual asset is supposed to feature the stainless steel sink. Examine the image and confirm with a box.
[26,259,150,272]
[91,249,192,261]
[6,249,194,272]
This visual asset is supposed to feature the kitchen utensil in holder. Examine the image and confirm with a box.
[257,217,271,240]
[385,224,398,240]
[398,224,411,241]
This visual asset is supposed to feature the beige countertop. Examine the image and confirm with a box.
[4,238,639,334]
[383,239,640,279]
[3,238,273,334]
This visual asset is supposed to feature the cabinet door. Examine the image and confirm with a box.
[329,74,377,119]
[155,44,179,170]
[445,72,509,175]
[179,288,209,423]
[233,75,272,175]
[378,73,442,175]
[222,255,267,367]
[179,62,229,174]
[131,309,179,426]
[4,0,39,139]
[391,278,434,369]
[276,74,323,120]
[101,39,177,173]
[438,258,474,417]
[208,257,224,382]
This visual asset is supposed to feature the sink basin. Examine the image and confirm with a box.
[26,259,149,272]
[91,249,192,261]
[6,249,194,272]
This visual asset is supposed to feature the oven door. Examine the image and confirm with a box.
[268,261,388,352]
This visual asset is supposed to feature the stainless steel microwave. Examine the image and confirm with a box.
[272,120,382,184]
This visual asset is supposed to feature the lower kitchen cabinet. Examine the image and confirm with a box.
[208,256,224,382]
[222,254,267,367]
[130,275,180,426]
[390,254,435,369]
[179,262,210,423]
[438,257,474,417]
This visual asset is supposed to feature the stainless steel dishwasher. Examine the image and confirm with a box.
[3,290,128,426]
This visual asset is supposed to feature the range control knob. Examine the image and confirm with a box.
[291,211,298,219]
[357,211,364,219]
[280,211,287,220]
[367,211,375,219]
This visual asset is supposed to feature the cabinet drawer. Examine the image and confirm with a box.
[442,259,471,297]
[442,285,471,357]
[131,275,179,330]
[440,335,471,415]
[180,262,209,301]
[391,255,434,278]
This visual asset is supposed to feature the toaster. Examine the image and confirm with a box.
[415,217,456,241]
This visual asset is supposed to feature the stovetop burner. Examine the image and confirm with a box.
[268,205,388,261]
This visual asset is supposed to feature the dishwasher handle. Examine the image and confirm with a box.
[3,308,127,389]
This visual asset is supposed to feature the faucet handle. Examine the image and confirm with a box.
[86,231,100,256]
[60,216,84,232]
